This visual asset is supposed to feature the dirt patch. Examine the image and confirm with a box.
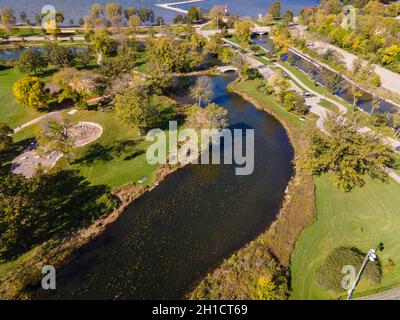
[11,122,103,178]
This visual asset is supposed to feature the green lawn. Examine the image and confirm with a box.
[234,79,306,126]
[0,68,41,128]
[14,109,161,188]
[66,110,158,188]
[318,99,339,113]
[291,175,400,300]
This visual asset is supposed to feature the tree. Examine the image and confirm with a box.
[128,15,141,33]
[283,90,308,115]
[282,10,294,25]
[92,31,118,64]
[156,16,164,26]
[393,110,400,139]
[268,1,281,19]
[235,21,253,47]
[0,122,13,153]
[316,247,381,292]
[347,84,363,106]
[124,7,137,20]
[370,95,380,114]
[37,119,75,162]
[13,76,48,110]
[91,3,104,18]
[190,77,213,106]
[363,1,386,16]
[186,103,228,131]
[319,0,343,15]
[41,11,64,39]
[268,70,290,102]
[20,11,27,23]
[44,44,75,69]
[16,50,48,75]
[306,113,395,192]
[218,47,234,64]
[114,84,158,132]
[105,3,122,20]
[270,25,292,56]
[137,8,155,24]
[75,47,94,67]
[208,5,225,28]
[204,103,228,130]
[381,44,400,65]
[0,7,16,30]
[321,69,342,94]
[187,6,203,23]
[83,15,94,30]
[110,15,123,28]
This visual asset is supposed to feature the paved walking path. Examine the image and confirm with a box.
[13,96,104,134]
[219,35,400,184]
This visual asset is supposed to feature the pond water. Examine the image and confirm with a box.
[0,47,83,60]
[253,35,399,115]
[35,72,293,299]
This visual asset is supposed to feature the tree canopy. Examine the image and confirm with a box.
[305,113,396,192]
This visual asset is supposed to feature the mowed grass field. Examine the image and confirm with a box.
[66,110,158,188]
[14,109,159,188]
[291,175,400,300]
[0,68,41,128]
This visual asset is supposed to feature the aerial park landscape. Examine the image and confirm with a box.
[0,0,400,305]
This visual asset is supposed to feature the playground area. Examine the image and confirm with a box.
[11,122,103,178]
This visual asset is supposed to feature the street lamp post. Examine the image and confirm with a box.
[347,249,377,300]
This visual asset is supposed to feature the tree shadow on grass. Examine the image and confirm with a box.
[0,138,34,174]
[73,140,139,166]
[0,169,119,261]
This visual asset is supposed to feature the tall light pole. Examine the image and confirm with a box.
[347,249,377,300]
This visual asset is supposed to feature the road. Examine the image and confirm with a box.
[218,35,400,184]
[355,287,400,300]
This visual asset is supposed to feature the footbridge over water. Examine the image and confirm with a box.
[217,66,238,73]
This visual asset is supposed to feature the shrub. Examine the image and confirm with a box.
[316,247,381,292]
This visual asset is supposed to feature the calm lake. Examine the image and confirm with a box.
[35,72,294,299]
[3,0,319,23]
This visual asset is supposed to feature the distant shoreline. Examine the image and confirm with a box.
[155,0,206,14]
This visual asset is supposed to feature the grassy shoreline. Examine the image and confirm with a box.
[189,79,316,299]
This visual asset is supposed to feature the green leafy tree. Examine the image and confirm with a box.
[268,1,281,19]
[90,3,104,18]
[75,47,94,67]
[128,15,141,33]
[208,5,225,28]
[218,46,234,64]
[16,50,48,75]
[0,7,16,30]
[190,76,213,106]
[114,84,158,133]
[37,119,75,162]
[283,90,308,115]
[305,113,395,192]
[321,69,342,94]
[44,44,75,69]
[393,110,400,139]
[92,31,118,64]
[13,76,48,110]
[187,6,203,23]
[282,10,294,25]
[316,247,381,292]
[105,3,122,20]
[235,21,253,47]
[0,122,13,153]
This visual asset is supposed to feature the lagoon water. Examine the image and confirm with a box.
[35,73,293,299]
[4,0,319,23]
